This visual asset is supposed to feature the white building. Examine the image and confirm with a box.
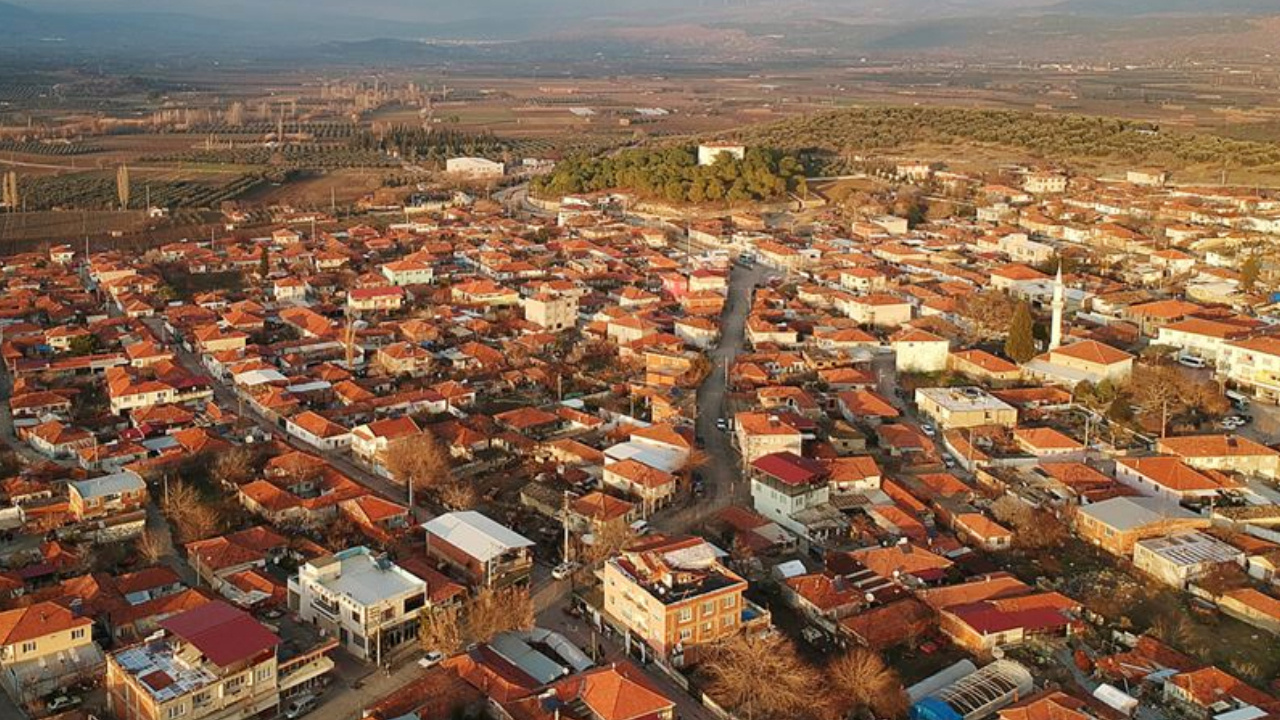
[697,143,746,166]
[891,329,949,374]
[446,157,505,178]
[1218,336,1280,404]
[1133,532,1244,589]
[381,260,435,287]
[523,293,578,332]
[288,547,427,663]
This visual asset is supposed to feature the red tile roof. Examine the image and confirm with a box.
[159,600,279,667]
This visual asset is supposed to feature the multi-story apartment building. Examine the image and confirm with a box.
[0,601,101,704]
[733,412,803,465]
[523,292,578,332]
[106,601,294,720]
[289,547,427,662]
[1218,336,1280,404]
[603,535,767,664]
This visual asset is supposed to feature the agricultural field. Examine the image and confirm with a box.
[14,171,263,212]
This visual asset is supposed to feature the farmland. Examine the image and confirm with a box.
[4,54,1280,242]
[16,172,264,212]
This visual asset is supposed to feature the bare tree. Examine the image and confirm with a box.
[136,531,166,565]
[384,431,453,492]
[1151,614,1192,652]
[211,447,258,488]
[438,479,479,511]
[419,586,534,655]
[581,520,638,567]
[989,495,1032,528]
[161,479,223,543]
[466,586,534,643]
[117,164,131,210]
[420,605,465,655]
[700,633,827,720]
[956,291,1017,343]
[827,648,910,720]
[1129,365,1185,437]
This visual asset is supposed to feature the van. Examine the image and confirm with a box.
[1225,389,1250,410]
[283,694,317,719]
[630,519,650,535]
[1177,354,1207,369]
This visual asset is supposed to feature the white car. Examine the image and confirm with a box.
[46,696,82,713]
[921,423,936,437]
[551,562,579,580]
[418,650,445,669]
[283,694,317,719]
[1177,355,1208,369]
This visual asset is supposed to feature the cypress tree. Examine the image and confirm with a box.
[1005,301,1037,364]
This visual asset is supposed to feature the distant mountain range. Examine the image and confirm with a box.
[1,0,1277,62]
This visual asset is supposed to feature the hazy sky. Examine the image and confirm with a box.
[19,0,1065,23]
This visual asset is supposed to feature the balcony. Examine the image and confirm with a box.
[741,598,772,633]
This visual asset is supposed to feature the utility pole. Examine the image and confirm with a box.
[562,490,571,564]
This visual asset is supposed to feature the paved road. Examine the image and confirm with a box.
[656,261,769,534]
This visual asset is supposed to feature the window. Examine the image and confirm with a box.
[20,641,36,653]
[679,628,692,641]
[193,692,211,707]
[722,615,735,628]
[256,667,272,682]
[351,608,361,621]
[71,628,86,640]
[678,607,692,622]
[702,601,715,616]
[167,704,187,719]
[722,595,737,609]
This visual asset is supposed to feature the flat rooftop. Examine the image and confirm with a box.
[915,386,1016,413]
[305,547,425,606]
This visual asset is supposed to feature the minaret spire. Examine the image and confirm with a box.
[1050,262,1065,350]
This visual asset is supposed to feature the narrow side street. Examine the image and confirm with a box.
[141,317,432,522]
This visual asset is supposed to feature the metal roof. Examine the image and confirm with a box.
[70,470,145,500]
[422,511,534,563]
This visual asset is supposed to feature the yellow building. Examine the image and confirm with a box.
[914,386,1019,430]
[603,535,768,664]
[0,601,102,705]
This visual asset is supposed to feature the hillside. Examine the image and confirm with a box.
[730,106,1280,177]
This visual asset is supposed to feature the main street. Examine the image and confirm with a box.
[658,260,770,533]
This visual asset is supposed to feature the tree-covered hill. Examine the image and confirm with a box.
[732,106,1280,170]
[531,145,808,203]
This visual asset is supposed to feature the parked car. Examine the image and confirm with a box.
[1177,354,1207,369]
[1225,390,1251,410]
[283,694,318,719]
[921,423,936,437]
[715,417,729,432]
[551,562,579,580]
[46,695,83,713]
[418,650,445,669]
